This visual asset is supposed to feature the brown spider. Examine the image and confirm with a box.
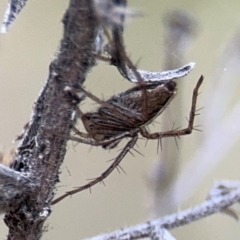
[52,65,203,204]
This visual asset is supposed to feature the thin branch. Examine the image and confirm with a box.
[3,0,99,239]
[85,181,240,240]
[1,0,28,32]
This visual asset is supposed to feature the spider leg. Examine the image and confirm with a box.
[71,125,90,139]
[108,38,149,121]
[51,135,138,205]
[139,76,203,139]
[49,127,138,147]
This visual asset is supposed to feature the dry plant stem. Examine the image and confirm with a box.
[1,0,28,32]
[85,182,240,240]
[4,1,98,239]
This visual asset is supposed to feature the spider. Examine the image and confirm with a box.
[52,63,203,205]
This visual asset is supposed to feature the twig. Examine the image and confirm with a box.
[1,0,28,32]
[85,181,240,240]
[2,0,98,239]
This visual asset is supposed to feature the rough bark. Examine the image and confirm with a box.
[4,1,98,239]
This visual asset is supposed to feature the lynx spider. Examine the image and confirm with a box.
[52,62,203,204]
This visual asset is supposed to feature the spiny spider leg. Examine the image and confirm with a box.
[140,76,203,139]
[97,27,150,120]
[71,125,90,139]
[52,135,138,205]
[51,128,138,147]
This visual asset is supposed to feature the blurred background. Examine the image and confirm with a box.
[0,0,240,239]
